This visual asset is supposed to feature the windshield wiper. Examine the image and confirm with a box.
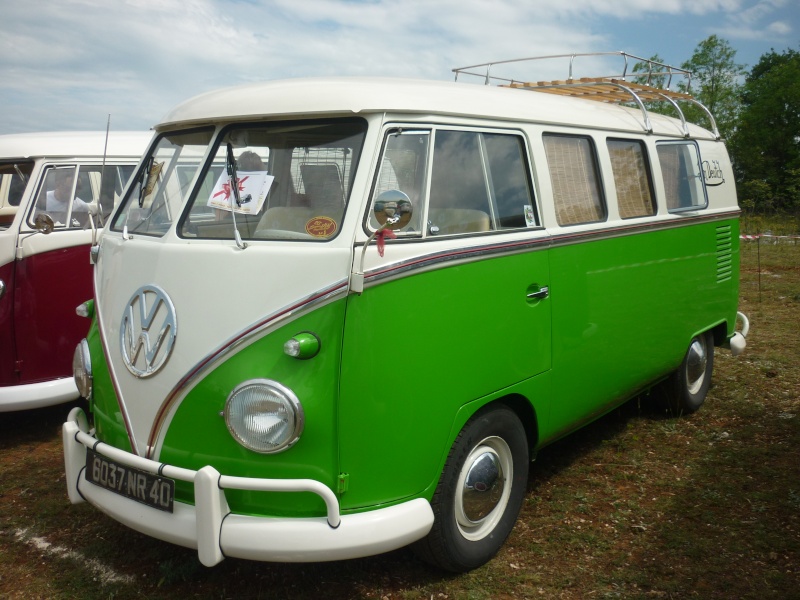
[13,163,29,185]
[226,143,247,250]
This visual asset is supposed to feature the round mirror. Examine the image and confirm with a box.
[33,213,55,235]
[373,189,412,230]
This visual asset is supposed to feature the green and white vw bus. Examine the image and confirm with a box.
[64,53,749,572]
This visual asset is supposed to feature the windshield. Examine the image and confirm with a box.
[178,119,366,242]
[111,128,215,237]
[0,161,34,230]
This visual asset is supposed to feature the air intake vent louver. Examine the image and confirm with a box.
[716,224,733,283]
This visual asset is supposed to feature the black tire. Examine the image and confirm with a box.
[665,331,714,414]
[413,405,529,572]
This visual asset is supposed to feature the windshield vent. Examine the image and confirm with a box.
[716,224,733,283]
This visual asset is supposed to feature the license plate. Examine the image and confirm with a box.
[85,449,174,513]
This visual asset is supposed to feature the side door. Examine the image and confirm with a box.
[338,126,552,510]
[13,163,129,383]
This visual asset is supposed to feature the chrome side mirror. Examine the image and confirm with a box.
[33,213,55,235]
[373,189,412,230]
[350,190,414,295]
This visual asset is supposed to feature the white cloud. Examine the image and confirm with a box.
[766,20,792,35]
[715,0,794,43]
[0,0,795,134]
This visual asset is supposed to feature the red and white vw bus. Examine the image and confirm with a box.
[0,131,150,411]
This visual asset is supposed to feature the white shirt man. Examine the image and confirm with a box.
[46,171,90,213]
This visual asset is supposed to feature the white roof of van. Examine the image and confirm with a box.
[0,131,152,161]
[159,77,715,139]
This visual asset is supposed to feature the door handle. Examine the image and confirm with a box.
[527,286,549,300]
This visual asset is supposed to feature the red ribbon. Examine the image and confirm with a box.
[376,229,397,257]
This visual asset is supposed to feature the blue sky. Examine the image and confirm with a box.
[1,0,797,135]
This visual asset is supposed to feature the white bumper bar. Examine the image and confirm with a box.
[62,408,434,566]
[0,377,79,412]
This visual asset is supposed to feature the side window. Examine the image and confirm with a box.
[607,139,656,219]
[98,164,138,218]
[31,164,133,229]
[31,165,88,229]
[0,163,33,230]
[543,134,606,226]
[428,130,493,235]
[656,141,707,211]
[370,129,430,234]
[483,133,538,229]
[370,128,537,236]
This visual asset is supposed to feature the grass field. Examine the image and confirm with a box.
[1,235,798,600]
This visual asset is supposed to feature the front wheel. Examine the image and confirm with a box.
[665,331,715,414]
[414,405,529,572]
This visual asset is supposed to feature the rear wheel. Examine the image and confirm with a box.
[414,405,529,572]
[665,331,714,413]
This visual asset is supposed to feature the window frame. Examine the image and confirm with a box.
[27,163,133,231]
[656,140,709,214]
[606,137,657,220]
[542,132,608,227]
[365,124,541,239]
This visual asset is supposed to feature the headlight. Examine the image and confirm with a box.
[73,339,92,399]
[223,379,304,453]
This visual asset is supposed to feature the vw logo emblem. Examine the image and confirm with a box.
[120,285,177,378]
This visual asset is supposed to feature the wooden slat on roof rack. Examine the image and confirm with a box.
[506,78,695,104]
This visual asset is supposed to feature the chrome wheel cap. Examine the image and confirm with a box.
[686,337,708,395]
[454,436,513,541]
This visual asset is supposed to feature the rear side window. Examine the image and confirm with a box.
[543,134,605,226]
[607,139,656,219]
[656,141,707,212]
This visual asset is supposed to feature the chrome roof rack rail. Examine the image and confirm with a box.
[453,52,720,140]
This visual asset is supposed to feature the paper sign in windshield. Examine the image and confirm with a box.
[207,171,274,215]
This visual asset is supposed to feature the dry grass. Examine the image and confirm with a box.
[1,236,798,600]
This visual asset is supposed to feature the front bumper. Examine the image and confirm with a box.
[0,377,79,412]
[63,407,434,566]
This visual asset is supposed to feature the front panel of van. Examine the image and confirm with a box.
[84,120,371,520]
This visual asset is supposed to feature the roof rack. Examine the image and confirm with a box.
[452,52,719,140]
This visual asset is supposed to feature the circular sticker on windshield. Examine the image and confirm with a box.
[305,216,337,238]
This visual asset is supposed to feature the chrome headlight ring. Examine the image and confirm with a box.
[223,379,304,454]
[72,339,93,399]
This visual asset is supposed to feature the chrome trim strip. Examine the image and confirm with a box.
[361,211,740,288]
[366,236,551,287]
[146,279,349,456]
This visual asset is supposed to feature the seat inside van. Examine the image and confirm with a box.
[428,208,490,234]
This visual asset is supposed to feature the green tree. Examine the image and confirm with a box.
[678,35,745,140]
[630,54,682,118]
[729,48,800,213]
[631,54,668,88]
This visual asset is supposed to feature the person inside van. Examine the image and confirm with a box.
[46,169,90,216]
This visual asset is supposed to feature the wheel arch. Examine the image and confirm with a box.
[710,320,729,347]
[447,393,539,464]
[494,393,538,456]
